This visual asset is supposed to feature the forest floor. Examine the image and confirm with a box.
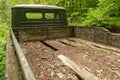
[20,38,120,80]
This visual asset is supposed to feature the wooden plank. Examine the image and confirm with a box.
[69,38,120,54]
[58,55,99,80]
[5,33,23,80]
[11,29,36,80]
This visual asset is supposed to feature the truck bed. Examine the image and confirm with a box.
[6,27,120,80]
[20,38,120,80]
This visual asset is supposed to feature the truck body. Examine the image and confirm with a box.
[6,4,120,80]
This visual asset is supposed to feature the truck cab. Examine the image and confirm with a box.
[12,4,68,27]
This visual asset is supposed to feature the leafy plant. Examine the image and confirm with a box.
[0,23,9,43]
[82,0,120,30]
[0,42,6,80]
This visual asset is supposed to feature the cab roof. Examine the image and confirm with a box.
[12,4,65,10]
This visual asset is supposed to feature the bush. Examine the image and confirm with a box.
[0,42,5,80]
[0,23,10,43]
[0,23,9,80]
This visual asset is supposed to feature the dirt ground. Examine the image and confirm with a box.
[20,38,120,80]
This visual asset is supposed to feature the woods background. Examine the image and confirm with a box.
[0,0,120,79]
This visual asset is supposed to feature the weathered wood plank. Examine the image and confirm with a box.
[11,29,36,80]
[58,55,99,80]
[5,33,23,80]
[69,38,120,54]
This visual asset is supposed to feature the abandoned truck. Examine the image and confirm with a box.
[6,4,120,80]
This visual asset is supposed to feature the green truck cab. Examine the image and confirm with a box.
[12,4,68,27]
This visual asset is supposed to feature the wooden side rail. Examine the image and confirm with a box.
[11,29,36,80]
[5,33,23,80]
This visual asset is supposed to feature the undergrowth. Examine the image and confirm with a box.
[0,42,5,80]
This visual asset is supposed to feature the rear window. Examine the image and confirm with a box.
[25,12,60,20]
[45,13,54,19]
[45,12,60,20]
[26,13,42,19]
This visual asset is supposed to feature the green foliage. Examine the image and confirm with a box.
[0,0,11,23]
[83,0,119,27]
[0,42,5,80]
[0,23,9,43]
[54,0,120,32]
[0,0,10,79]
[0,23,9,79]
